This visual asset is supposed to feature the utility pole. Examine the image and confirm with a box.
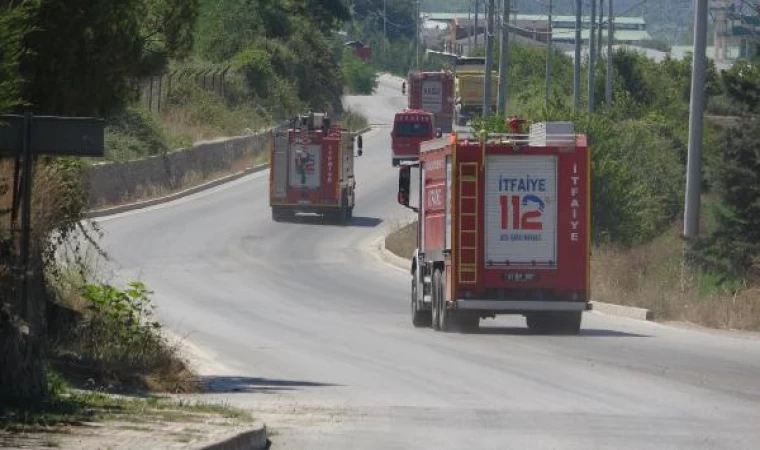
[573,0,582,111]
[468,3,473,55]
[383,0,387,58]
[588,0,597,113]
[474,0,480,49]
[606,0,614,107]
[684,0,708,239]
[545,0,553,104]
[484,0,495,118]
[597,0,604,63]
[498,0,510,115]
[415,0,420,69]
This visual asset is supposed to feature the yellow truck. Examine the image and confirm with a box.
[454,57,498,126]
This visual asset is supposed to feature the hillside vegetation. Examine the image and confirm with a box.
[0,0,370,409]
[375,0,760,328]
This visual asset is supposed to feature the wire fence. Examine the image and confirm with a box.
[137,67,232,113]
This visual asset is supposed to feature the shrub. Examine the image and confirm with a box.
[104,107,169,161]
[340,108,369,132]
[342,50,377,95]
[695,117,760,281]
[55,281,192,390]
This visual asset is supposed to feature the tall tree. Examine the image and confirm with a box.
[19,0,198,116]
[697,118,760,280]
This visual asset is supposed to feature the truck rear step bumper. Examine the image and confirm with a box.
[455,300,590,312]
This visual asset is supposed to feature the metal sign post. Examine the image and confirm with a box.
[0,113,104,326]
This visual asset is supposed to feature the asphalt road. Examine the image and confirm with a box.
[98,75,760,449]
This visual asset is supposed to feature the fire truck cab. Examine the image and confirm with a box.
[391,109,439,167]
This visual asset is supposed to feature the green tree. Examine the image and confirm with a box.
[0,1,31,112]
[287,0,349,34]
[342,50,378,94]
[696,119,760,280]
[722,61,760,114]
[19,0,198,116]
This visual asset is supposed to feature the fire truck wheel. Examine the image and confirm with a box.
[338,208,348,225]
[526,313,553,334]
[411,273,432,328]
[431,270,441,331]
[435,269,453,332]
[271,208,287,222]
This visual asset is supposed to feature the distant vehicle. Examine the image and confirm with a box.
[269,113,360,224]
[344,40,372,62]
[453,56,498,126]
[397,122,591,333]
[390,109,439,167]
[407,71,455,133]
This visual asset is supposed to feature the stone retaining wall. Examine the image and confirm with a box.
[86,132,270,208]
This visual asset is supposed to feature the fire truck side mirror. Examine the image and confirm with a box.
[398,166,411,208]
[357,135,363,156]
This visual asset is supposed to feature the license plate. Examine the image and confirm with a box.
[504,272,539,282]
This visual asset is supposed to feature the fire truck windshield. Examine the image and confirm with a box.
[394,121,430,137]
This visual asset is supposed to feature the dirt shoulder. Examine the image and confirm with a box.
[384,221,417,261]
[0,391,257,449]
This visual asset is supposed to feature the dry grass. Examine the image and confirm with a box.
[159,100,265,151]
[385,221,417,260]
[593,226,760,331]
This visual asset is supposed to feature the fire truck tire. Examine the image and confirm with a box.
[431,270,441,330]
[411,273,432,328]
[435,269,454,332]
[338,208,348,225]
[526,313,553,334]
[271,208,288,222]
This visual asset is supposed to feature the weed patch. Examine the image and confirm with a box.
[50,281,195,393]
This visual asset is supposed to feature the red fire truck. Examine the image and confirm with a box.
[397,122,591,333]
[407,71,455,133]
[391,109,437,167]
[269,113,360,224]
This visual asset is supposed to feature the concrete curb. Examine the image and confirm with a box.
[590,300,655,321]
[197,420,268,450]
[85,163,270,219]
